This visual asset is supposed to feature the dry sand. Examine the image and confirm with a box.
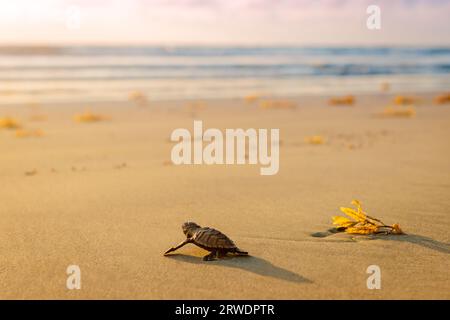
[0,93,449,299]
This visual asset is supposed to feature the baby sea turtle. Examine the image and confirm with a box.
[164,222,248,261]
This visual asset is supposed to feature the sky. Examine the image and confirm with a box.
[0,0,449,45]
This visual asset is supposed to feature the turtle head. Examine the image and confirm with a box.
[182,221,201,238]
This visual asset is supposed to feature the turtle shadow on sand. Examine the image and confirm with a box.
[312,230,450,254]
[166,254,312,284]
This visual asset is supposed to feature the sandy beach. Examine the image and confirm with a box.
[0,92,449,299]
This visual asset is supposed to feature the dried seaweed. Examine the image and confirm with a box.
[328,95,355,106]
[434,93,450,105]
[382,106,416,118]
[74,112,106,123]
[0,117,21,129]
[244,94,261,104]
[259,100,296,110]
[305,135,325,145]
[393,96,416,105]
[332,200,404,235]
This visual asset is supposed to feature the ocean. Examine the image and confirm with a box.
[0,46,449,104]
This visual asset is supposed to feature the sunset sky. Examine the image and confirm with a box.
[0,0,449,45]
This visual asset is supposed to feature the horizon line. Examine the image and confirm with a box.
[0,42,449,48]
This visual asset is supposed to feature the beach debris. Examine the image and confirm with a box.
[0,117,21,129]
[70,166,86,172]
[164,222,248,261]
[25,169,37,176]
[259,99,296,110]
[74,111,106,123]
[381,106,416,118]
[244,94,261,104]
[393,95,416,105]
[15,129,44,138]
[305,135,325,145]
[114,163,127,169]
[331,200,404,235]
[328,95,355,106]
[129,91,149,106]
[433,93,450,104]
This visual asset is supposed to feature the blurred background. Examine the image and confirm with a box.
[0,0,449,104]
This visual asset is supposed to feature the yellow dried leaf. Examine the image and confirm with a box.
[0,117,21,129]
[434,93,450,104]
[332,216,357,228]
[391,223,404,234]
[393,95,415,105]
[244,94,260,103]
[305,135,325,145]
[351,199,361,208]
[329,95,355,106]
[74,112,105,123]
[382,106,416,118]
[340,206,367,223]
[345,225,378,235]
[331,200,404,235]
[259,100,296,110]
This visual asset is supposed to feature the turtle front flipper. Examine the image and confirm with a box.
[164,238,192,255]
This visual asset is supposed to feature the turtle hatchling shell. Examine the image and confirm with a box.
[193,227,237,249]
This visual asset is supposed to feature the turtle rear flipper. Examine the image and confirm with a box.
[234,248,248,255]
[203,251,219,261]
